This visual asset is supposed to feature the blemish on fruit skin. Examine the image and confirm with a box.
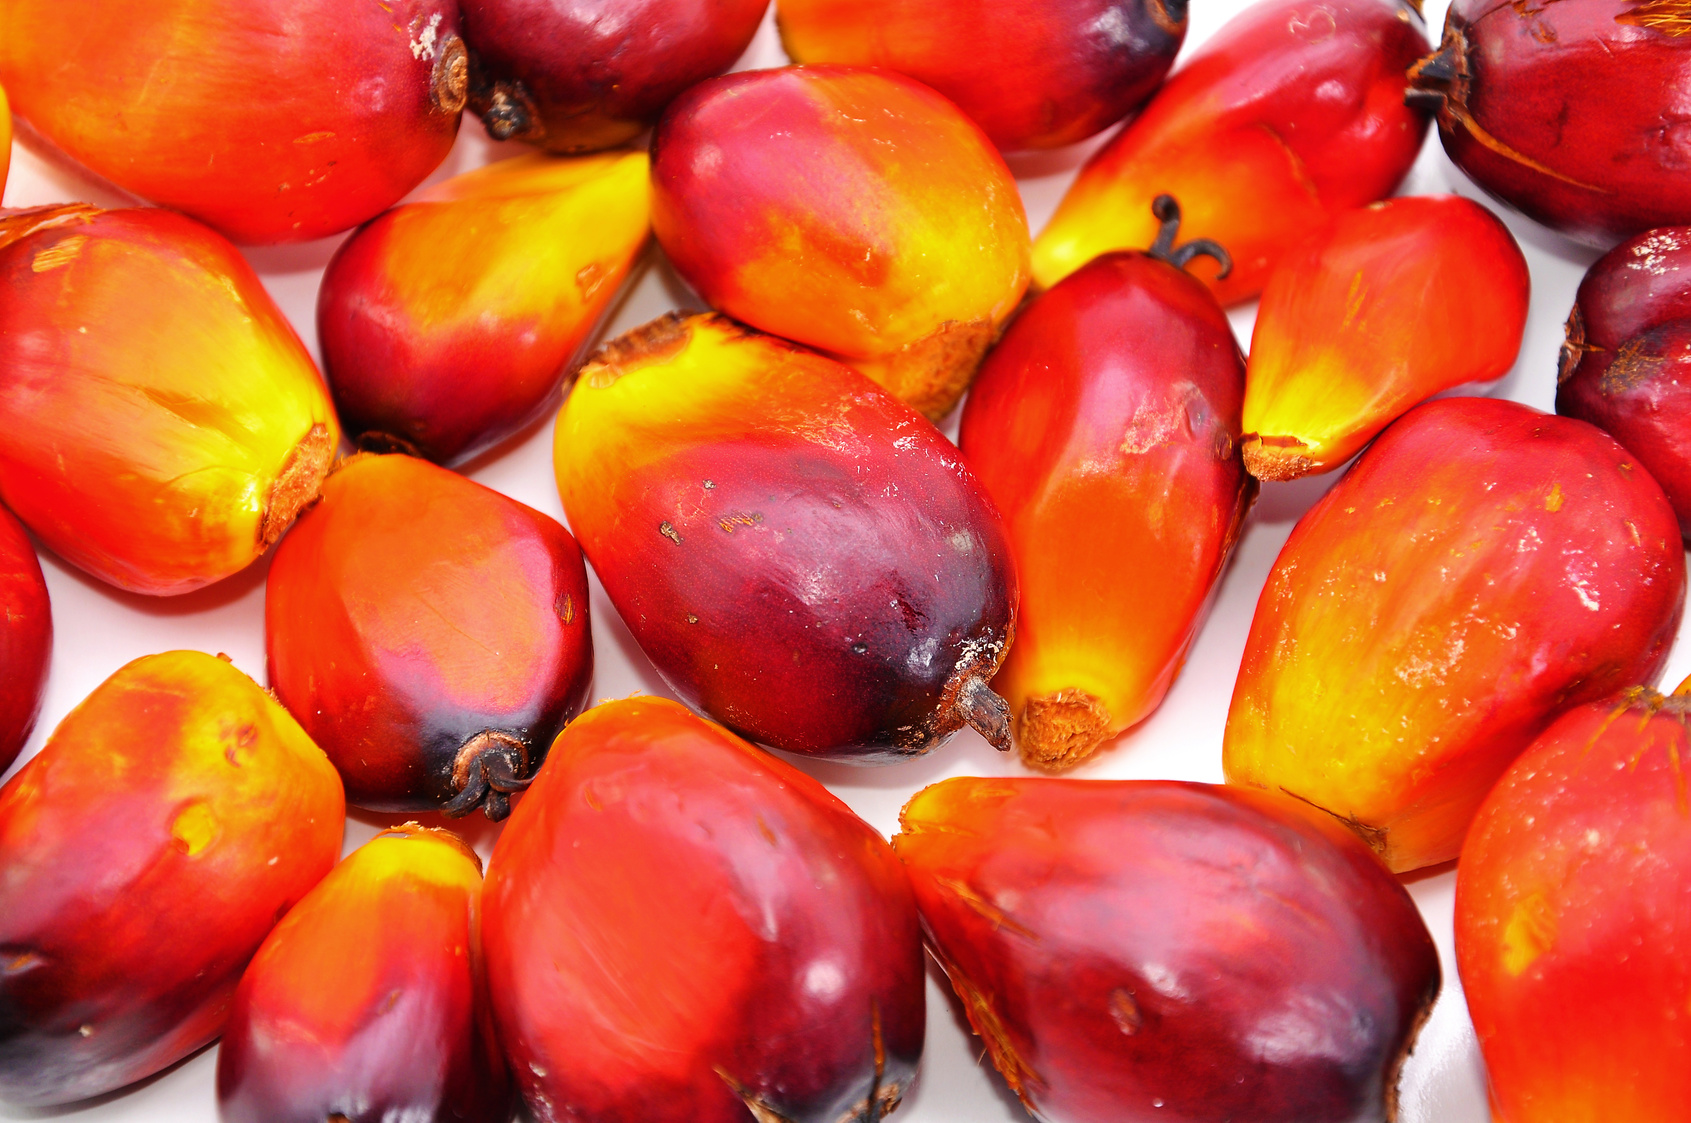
[1545,482,1564,511]
[1502,893,1555,975]
[170,801,218,857]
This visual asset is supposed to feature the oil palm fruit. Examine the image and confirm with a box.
[1242,195,1531,481]
[0,205,340,596]
[650,66,1031,418]
[483,697,925,1123]
[1032,0,1430,305]
[0,84,11,197]
[1225,397,1686,872]
[959,198,1251,769]
[267,454,593,822]
[555,313,1017,763]
[895,776,1441,1123]
[218,825,510,1123]
[0,504,50,775]
[0,651,344,1107]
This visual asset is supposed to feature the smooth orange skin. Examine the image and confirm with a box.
[1456,690,1691,1123]
[1032,0,1430,305]
[0,651,345,1107]
[651,66,1031,418]
[0,206,341,595]
[1225,397,1686,872]
[0,0,463,244]
[1242,196,1531,479]
[0,84,11,198]
[218,827,510,1123]
[319,150,652,466]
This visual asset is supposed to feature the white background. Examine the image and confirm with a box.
[0,2,1656,1120]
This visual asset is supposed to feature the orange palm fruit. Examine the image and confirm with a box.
[0,1,467,244]
[0,205,341,596]
[1456,682,1691,1123]
[0,83,11,198]
[1031,0,1430,305]
[555,313,1018,762]
[651,66,1031,418]
[218,825,511,1123]
[1242,196,1531,481]
[482,697,925,1123]
[1225,397,1686,872]
[959,202,1252,769]
[267,454,593,821]
[0,650,345,1107]
[0,503,50,775]
[318,150,652,466]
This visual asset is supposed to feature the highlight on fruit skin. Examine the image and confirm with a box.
[267,453,593,822]
[776,0,1186,152]
[651,65,1031,419]
[959,204,1251,771]
[555,312,1018,763]
[1031,0,1430,305]
[218,825,510,1123]
[1242,195,1532,482]
[0,503,50,775]
[0,650,345,1108]
[1456,682,1691,1123]
[319,149,652,467]
[0,83,11,198]
[894,776,1442,1123]
[0,0,466,244]
[0,205,341,596]
[1556,226,1691,539]
[1225,396,1687,873]
[460,0,770,153]
[1408,0,1691,248]
[482,697,926,1123]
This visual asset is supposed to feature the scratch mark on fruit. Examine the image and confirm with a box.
[1341,270,1367,328]
[31,235,86,273]
[714,1066,798,1123]
[575,261,607,300]
[936,875,1038,939]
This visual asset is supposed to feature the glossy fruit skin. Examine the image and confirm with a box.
[218,826,510,1123]
[776,0,1185,152]
[651,66,1031,419]
[0,651,345,1107]
[1408,0,1691,249]
[555,314,1018,763]
[1225,397,1686,872]
[0,205,341,596]
[895,776,1441,1123]
[0,504,50,775]
[1032,0,1429,305]
[0,84,11,197]
[1456,687,1691,1123]
[958,251,1251,770]
[1556,227,1691,538]
[267,454,593,820]
[1243,196,1531,481]
[461,0,769,153]
[0,0,465,244]
[483,697,925,1123]
[319,151,652,467]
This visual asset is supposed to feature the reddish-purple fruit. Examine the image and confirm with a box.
[0,503,50,774]
[1558,226,1691,538]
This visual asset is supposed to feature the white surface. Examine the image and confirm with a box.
[0,3,1670,1120]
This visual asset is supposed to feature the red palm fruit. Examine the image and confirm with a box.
[0,650,344,1107]
[1456,683,1691,1123]
[0,504,50,775]
[894,776,1441,1123]
[1408,0,1691,248]
[1225,397,1686,873]
[0,205,341,596]
[1032,0,1429,305]
[776,0,1185,152]
[958,204,1251,770]
[461,0,769,153]
[0,1,466,244]
[483,697,925,1123]
[554,313,1018,762]
[651,66,1031,419]
[319,150,652,466]
[267,454,593,822]
[218,825,510,1123]
[1242,196,1531,481]
[1557,227,1691,537]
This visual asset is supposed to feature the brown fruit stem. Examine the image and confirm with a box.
[1017,689,1113,770]
[1146,195,1232,278]
[446,730,533,821]
[261,423,336,547]
[956,676,1012,751]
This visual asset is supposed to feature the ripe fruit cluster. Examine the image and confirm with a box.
[2,2,1690,1122]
